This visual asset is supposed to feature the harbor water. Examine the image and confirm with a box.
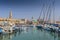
[0,26,60,40]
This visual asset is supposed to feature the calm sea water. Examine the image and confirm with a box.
[0,27,60,40]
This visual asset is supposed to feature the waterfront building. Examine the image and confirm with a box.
[0,11,28,25]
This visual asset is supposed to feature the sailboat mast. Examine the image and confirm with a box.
[52,0,55,24]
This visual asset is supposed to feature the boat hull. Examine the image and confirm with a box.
[36,26,43,29]
[0,28,3,34]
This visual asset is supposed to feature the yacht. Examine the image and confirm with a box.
[2,21,15,34]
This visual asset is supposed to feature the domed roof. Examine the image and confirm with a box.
[33,19,37,23]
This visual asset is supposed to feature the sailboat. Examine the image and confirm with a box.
[43,0,59,32]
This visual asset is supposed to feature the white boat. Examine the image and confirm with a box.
[1,21,15,34]
[17,25,28,31]
[44,24,59,32]
[43,24,51,31]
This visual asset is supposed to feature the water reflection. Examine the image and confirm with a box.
[0,27,60,40]
[58,33,60,40]
[0,29,22,40]
[0,34,3,40]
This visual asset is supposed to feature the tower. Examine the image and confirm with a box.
[9,10,12,19]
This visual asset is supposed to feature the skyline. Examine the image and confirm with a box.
[0,0,60,21]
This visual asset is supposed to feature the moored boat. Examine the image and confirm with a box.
[0,28,3,34]
[36,24,43,29]
[43,24,51,31]
[1,21,16,34]
[44,23,59,32]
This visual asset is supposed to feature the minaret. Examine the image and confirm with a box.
[9,10,12,19]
